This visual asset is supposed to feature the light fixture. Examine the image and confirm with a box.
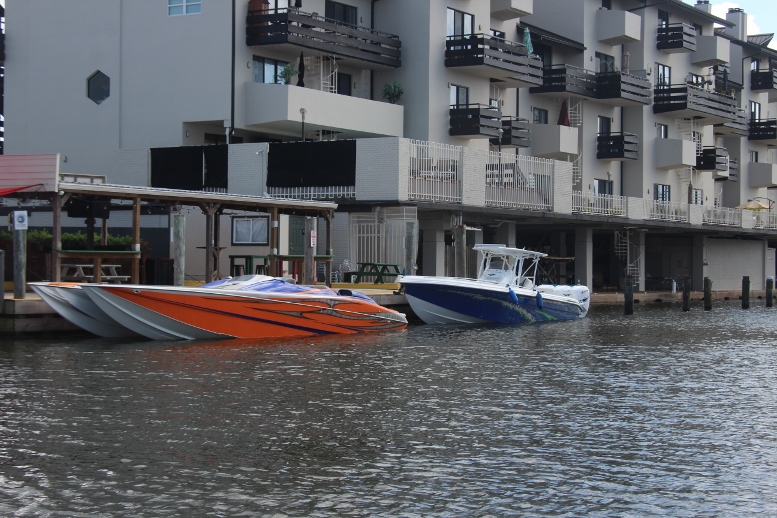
[185,130,190,137]
[62,155,67,162]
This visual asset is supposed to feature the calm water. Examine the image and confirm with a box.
[2,302,777,516]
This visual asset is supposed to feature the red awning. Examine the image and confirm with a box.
[0,184,43,197]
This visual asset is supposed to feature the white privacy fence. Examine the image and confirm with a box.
[703,206,742,227]
[644,199,689,222]
[349,207,417,268]
[485,152,553,210]
[407,140,463,203]
[571,192,627,217]
[754,211,777,229]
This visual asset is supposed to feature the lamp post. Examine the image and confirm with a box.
[300,107,307,142]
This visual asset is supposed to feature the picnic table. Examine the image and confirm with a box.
[60,263,129,283]
[354,262,402,284]
[57,250,141,283]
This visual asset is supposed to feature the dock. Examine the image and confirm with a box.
[2,283,774,336]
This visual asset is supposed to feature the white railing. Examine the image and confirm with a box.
[485,152,553,211]
[644,199,689,222]
[349,209,416,267]
[754,211,777,229]
[703,206,742,226]
[267,185,355,200]
[572,192,627,217]
[408,140,463,203]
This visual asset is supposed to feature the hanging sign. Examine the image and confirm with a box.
[310,229,317,248]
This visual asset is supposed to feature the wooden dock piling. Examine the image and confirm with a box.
[767,277,774,308]
[703,277,712,311]
[624,283,633,315]
[682,278,690,312]
[742,276,750,309]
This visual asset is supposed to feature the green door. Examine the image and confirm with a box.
[288,216,306,256]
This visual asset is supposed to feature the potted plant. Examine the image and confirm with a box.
[382,81,404,104]
[276,63,298,85]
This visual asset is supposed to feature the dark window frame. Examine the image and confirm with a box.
[232,215,270,246]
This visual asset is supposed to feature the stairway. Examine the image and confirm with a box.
[614,229,640,279]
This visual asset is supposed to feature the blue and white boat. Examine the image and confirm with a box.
[398,244,589,325]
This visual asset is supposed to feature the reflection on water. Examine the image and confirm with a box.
[1,302,777,515]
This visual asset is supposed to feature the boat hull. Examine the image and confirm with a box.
[401,278,585,325]
[80,284,408,340]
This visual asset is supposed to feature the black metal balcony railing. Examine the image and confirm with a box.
[596,132,639,160]
[727,158,739,182]
[748,119,777,141]
[714,108,748,137]
[596,71,652,105]
[529,64,597,98]
[653,84,738,121]
[246,8,401,68]
[657,23,697,52]
[489,117,531,148]
[696,146,728,172]
[449,104,502,138]
[751,68,777,91]
[445,34,543,87]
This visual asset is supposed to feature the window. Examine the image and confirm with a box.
[656,63,671,87]
[325,1,357,25]
[750,150,759,163]
[602,0,612,9]
[447,8,474,38]
[337,73,352,96]
[658,9,669,28]
[450,84,469,107]
[87,71,110,105]
[253,56,289,84]
[655,184,671,202]
[232,216,270,245]
[656,123,668,138]
[687,73,705,86]
[490,29,505,39]
[693,23,702,36]
[692,188,703,205]
[750,100,761,121]
[598,116,611,136]
[595,179,613,195]
[752,58,761,71]
[489,97,500,109]
[168,0,201,16]
[595,52,615,73]
[533,107,548,124]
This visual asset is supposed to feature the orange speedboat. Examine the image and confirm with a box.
[73,275,407,340]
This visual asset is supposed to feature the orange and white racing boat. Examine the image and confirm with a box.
[64,275,407,340]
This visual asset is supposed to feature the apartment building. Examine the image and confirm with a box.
[3,0,776,290]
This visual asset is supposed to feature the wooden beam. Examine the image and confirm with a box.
[51,193,62,282]
[131,197,141,284]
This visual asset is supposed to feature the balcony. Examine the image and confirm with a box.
[653,84,738,124]
[714,108,748,138]
[491,0,533,20]
[531,124,578,159]
[490,118,531,148]
[596,9,641,46]
[244,83,403,139]
[597,132,638,161]
[657,24,696,53]
[597,71,651,106]
[246,8,401,69]
[654,138,696,170]
[727,158,739,182]
[445,34,543,88]
[691,35,729,68]
[751,69,777,102]
[530,64,597,99]
[695,146,728,174]
[449,104,501,139]
[748,119,777,145]
[749,162,777,188]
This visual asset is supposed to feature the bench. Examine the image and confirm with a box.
[354,262,402,284]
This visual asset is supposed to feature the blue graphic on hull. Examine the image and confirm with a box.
[405,284,581,323]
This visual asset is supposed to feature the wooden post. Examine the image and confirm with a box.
[51,192,64,282]
[681,277,690,312]
[269,208,279,277]
[303,216,315,285]
[405,220,418,276]
[324,211,333,287]
[742,275,750,309]
[454,224,467,278]
[13,216,27,299]
[624,282,634,315]
[214,210,221,278]
[767,277,774,308]
[703,277,712,311]
[101,218,109,246]
[0,249,5,306]
[204,209,213,283]
[131,197,141,284]
[173,213,186,286]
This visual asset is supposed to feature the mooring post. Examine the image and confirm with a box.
[0,249,5,311]
[624,281,634,315]
[703,277,712,311]
[13,212,28,300]
[742,275,750,310]
[682,277,690,312]
[767,277,774,308]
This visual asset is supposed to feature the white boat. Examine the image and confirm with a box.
[29,282,142,338]
[75,275,407,340]
[398,244,589,325]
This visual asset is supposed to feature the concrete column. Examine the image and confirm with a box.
[421,228,445,276]
[404,220,418,276]
[173,213,186,286]
[494,222,516,247]
[454,225,467,278]
[691,234,705,291]
[574,227,593,289]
